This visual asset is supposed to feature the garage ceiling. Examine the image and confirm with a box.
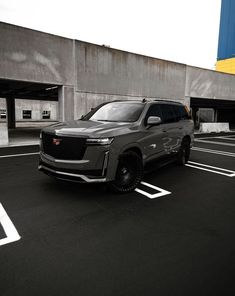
[191,97,235,109]
[0,79,59,101]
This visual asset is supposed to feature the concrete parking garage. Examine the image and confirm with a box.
[1,21,235,146]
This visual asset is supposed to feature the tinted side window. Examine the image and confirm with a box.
[172,105,181,121]
[178,105,191,120]
[160,104,176,123]
[144,104,162,125]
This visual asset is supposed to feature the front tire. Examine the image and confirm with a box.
[109,151,143,193]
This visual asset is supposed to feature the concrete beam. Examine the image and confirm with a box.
[0,22,74,85]
[186,66,235,101]
[76,41,186,99]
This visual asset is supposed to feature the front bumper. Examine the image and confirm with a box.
[38,164,107,183]
[38,150,109,183]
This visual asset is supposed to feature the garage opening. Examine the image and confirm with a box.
[0,79,59,146]
[190,97,235,130]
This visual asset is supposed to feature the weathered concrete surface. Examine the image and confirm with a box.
[76,42,186,99]
[0,122,8,146]
[0,22,74,85]
[186,66,235,101]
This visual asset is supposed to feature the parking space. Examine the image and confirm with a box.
[0,135,235,296]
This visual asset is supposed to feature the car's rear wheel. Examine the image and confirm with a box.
[109,151,143,193]
[177,138,190,165]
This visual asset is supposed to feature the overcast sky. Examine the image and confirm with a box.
[0,0,221,70]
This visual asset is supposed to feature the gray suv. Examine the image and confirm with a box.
[38,99,194,192]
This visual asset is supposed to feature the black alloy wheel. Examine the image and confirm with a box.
[109,151,143,193]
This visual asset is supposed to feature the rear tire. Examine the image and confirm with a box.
[109,151,143,193]
[177,139,190,165]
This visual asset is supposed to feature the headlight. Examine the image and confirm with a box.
[86,138,114,145]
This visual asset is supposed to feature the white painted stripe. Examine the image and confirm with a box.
[217,137,235,141]
[186,164,235,177]
[186,161,235,177]
[194,139,235,147]
[135,181,171,199]
[196,135,235,140]
[0,152,39,159]
[192,147,235,157]
[0,142,39,148]
[0,203,21,246]
[188,161,235,173]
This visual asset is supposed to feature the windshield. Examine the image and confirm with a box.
[82,102,144,122]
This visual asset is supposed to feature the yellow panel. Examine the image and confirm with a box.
[216,57,235,74]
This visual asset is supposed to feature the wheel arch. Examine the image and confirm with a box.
[182,135,191,144]
[122,146,143,161]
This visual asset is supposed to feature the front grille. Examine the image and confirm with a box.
[42,132,87,160]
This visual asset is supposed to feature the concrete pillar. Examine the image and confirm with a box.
[192,107,199,127]
[183,96,191,108]
[6,97,16,128]
[58,86,75,122]
[0,122,9,146]
[214,109,218,122]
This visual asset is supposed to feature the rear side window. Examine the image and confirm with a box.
[160,104,191,123]
[178,105,191,120]
[160,104,176,123]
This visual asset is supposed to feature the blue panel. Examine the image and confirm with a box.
[217,0,235,60]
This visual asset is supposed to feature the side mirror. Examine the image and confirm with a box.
[147,116,162,126]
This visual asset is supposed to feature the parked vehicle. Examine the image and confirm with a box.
[38,99,194,192]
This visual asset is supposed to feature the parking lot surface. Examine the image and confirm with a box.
[0,134,235,296]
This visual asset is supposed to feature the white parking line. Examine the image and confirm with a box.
[192,147,235,157]
[217,137,235,141]
[194,139,235,147]
[0,203,21,246]
[135,182,171,199]
[196,135,235,140]
[0,152,39,159]
[186,161,235,177]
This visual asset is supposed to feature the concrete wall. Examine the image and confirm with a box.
[15,99,58,121]
[0,98,58,121]
[0,98,6,109]
[186,66,235,100]
[74,41,187,118]
[0,22,74,85]
[0,98,7,123]
[198,108,215,122]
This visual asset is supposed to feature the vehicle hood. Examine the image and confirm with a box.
[42,120,135,137]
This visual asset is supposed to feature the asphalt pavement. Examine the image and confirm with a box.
[0,134,235,296]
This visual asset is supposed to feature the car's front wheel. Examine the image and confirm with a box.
[109,151,143,193]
